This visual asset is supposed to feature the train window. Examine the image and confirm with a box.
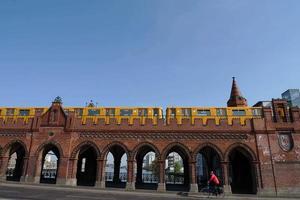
[170,108,176,116]
[106,108,115,116]
[252,108,262,116]
[197,110,211,116]
[182,108,191,116]
[216,108,227,116]
[120,109,132,116]
[232,110,246,116]
[75,109,83,116]
[88,109,100,116]
[6,108,15,116]
[138,109,148,116]
[19,110,30,116]
[153,108,159,116]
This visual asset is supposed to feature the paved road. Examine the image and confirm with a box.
[0,183,299,200]
[0,183,194,200]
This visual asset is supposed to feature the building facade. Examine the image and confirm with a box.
[0,78,299,196]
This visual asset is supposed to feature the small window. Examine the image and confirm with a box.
[19,110,30,116]
[120,109,132,116]
[106,108,115,116]
[88,109,100,116]
[170,108,176,116]
[232,110,246,116]
[153,108,159,116]
[81,158,86,172]
[197,110,211,116]
[6,109,15,116]
[252,108,262,116]
[181,108,191,116]
[216,108,227,116]
[75,109,83,116]
[138,109,148,116]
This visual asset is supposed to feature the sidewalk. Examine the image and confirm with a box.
[0,181,299,200]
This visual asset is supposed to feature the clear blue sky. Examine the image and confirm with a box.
[1,0,300,108]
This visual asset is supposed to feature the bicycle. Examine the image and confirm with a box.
[199,183,224,198]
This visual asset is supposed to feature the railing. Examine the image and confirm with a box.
[6,168,14,177]
[105,172,127,182]
[142,174,158,183]
[165,173,184,184]
[41,169,57,179]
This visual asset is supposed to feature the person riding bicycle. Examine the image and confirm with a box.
[207,171,220,196]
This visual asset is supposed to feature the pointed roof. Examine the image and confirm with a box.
[227,77,248,107]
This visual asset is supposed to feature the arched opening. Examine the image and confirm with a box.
[135,145,158,190]
[76,145,97,186]
[6,142,26,182]
[229,147,257,194]
[165,146,190,191]
[196,146,222,191]
[40,144,60,184]
[105,145,128,188]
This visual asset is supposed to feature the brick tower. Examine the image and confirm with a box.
[227,77,248,107]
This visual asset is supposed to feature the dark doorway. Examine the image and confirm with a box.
[6,143,25,182]
[135,147,158,190]
[105,145,127,188]
[196,146,222,191]
[76,146,97,186]
[40,145,60,184]
[229,147,257,194]
[165,147,190,192]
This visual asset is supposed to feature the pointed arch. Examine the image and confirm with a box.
[161,142,192,161]
[70,141,100,159]
[101,141,130,160]
[192,142,224,161]
[132,142,161,160]
[3,140,28,157]
[224,143,257,162]
[34,140,64,158]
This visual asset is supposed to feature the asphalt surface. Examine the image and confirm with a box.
[0,183,194,200]
[0,183,299,200]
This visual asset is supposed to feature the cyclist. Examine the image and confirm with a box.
[207,171,220,196]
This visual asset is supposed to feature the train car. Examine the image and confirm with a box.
[166,107,262,125]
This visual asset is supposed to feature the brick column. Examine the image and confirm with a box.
[56,157,69,185]
[20,156,29,182]
[189,160,198,193]
[33,157,42,183]
[22,156,37,183]
[0,156,9,181]
[66,158,77,186]
[125,159,135,190]
[157,159,166,192]
[95,158,105,188]
[253,161,261,194]
[221,161,231,194]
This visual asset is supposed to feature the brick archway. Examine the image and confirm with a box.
[70,141,100,159]
[3,140,28,157]
[224,143,257,162]
[192,142,224,161]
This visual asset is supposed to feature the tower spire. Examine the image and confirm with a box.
[227,77,248,107]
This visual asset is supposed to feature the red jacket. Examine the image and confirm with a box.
[209,174,220,185]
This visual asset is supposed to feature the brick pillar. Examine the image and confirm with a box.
[125,159,135,190]
[66,158,77,186]
[33,157,42,183]
[23,156,37,183]
[221,161,231,194]
[0,156,9,181]
[253,161,261,194]
[20,156,29,182]
[95,158,105,188]
[157,159,166,192]
[56,157,68,185]
[189,161,198,193]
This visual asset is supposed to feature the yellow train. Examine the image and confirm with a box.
[0,106,262,125]
[166,107,262,125]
